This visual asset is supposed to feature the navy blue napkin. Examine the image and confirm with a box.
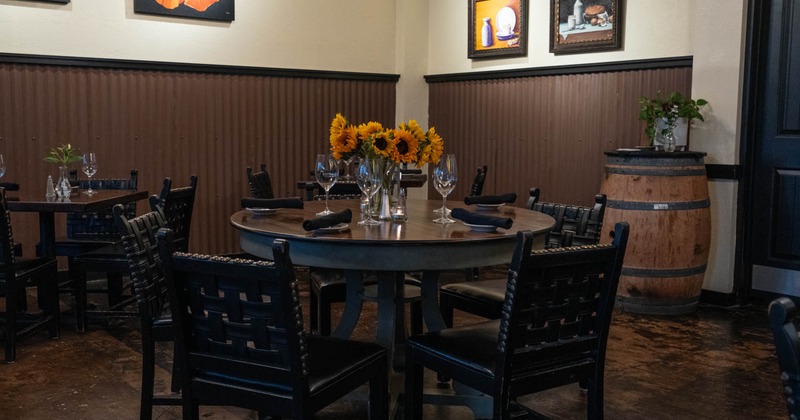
[464,193,517,206]
[241,197,304,209]
[451,207,513,229]
[303,209,352,231]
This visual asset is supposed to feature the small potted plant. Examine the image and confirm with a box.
[638,91,709,151]
[43,144,81,197]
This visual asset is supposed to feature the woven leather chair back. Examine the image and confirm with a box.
[149,175,197,253]
[469,165,488,196]
[66,169,138,241]
[494,223,629,390]
[527,187,606,248]
[247,164,274,199]
[114,205,169,325]
[769,297,800,419]
[158,232,309,394]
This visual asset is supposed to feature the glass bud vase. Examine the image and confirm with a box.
[56,166,72,198]
[662,129,677,152]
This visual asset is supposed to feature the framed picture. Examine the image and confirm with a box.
[134,0,234,22]
[468,0,528,59]
[550,0,622,55]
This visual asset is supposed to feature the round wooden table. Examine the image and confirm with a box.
[230,198,555,368]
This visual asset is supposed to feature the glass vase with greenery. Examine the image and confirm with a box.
[43,144,82,197]
[638,91,709,146]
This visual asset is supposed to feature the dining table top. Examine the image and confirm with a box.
[230,198,556,271]
[5,189,150,213]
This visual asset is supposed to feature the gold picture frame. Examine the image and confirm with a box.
[468,0,528,59]
[550,0,622,55]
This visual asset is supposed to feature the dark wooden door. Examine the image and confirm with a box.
[748,0,800,295]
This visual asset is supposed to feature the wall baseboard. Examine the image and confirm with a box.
[700,289,739,307]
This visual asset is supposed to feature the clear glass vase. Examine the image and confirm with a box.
[367,159,398,220]
[662,129,677,152]
[56,166,72,198]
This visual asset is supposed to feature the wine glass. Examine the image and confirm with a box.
[432,154,458,224]
[315,153,339,216]
[356,159,382,226]
[0,154,5,180]
[82,152,98,195]
[341,155,357,181]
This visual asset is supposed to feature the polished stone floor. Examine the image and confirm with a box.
[0,267,789,419]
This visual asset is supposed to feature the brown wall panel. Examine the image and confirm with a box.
[428,67,692,208]
[0,63,396,255]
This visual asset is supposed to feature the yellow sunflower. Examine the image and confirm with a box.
[391,128,420,164]
[420,127,444,164]
[371,130,396,159]
[399,120,426,144]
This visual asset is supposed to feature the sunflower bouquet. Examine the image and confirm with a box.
[328,113,444,166]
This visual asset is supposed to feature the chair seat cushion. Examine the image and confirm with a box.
[408,319,499,378]
[440,279,506,303]
[306,334,387,394]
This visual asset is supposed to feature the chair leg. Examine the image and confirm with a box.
[170,341,181,393]
[369,358,389,420]
[309,287,319,333]
[404,350,423,420]
[75,266,88,333]
[587,374,604,420]
[439,294,454,328]
[41,273,60,339]
[410,301,423,335]
[5,281,19,363]
[107,272,124,307]
[140,335,156,420]
[319,295,333,337]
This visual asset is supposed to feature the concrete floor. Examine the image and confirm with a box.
[0,267,789,419]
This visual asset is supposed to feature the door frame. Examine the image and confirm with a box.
[737,0,776,301]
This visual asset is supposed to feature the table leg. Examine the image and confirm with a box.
[38,212,56,257]
[419,270,447,333]
[375,271,407,371]
[332,269,364,339]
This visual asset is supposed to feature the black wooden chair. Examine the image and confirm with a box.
[157,229,389,419]
[769,297,800,419]
[405,222,629,419]
[114,198,194,420]
[148,175,197,253]
[246,163,274,199]
[39,169,138,328]
[0,188,59,362]
[0,182,26,258]
[470,165,488,197]
[439,188,608,327]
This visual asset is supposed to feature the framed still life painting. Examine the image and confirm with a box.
[134,0,234,22]
[550,0,622,55]
[468,0,528,59]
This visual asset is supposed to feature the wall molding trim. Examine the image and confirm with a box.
[424,56,693,83]
[0,53,400,82]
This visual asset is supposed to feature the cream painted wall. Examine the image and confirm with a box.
[0,0,746,293]
[426,0,747,294]
[0,0,398,73]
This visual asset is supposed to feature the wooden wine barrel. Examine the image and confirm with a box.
[600,150,711,315]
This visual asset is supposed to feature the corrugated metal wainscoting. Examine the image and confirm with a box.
[426,63,693,209]
[0,58,397,254]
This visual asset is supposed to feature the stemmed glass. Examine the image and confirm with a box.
[0,154,5,180]
[341,155,357,181]
[82,152,98,195]
[315,153,339,216]
[356,159,382,226]
[432,154,458,224]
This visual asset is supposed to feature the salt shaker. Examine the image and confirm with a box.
[45,175,56,199]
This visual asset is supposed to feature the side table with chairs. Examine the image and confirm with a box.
[0,188,59,362]
[41,169,139,330]
[405,223,630,419]
[157,230,389,419]
[439,188,608,327]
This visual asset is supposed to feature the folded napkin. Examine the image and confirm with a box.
[303,209,352,231]
[464,193,518,206]
[451,208,513,229]
[241,197,304,209]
